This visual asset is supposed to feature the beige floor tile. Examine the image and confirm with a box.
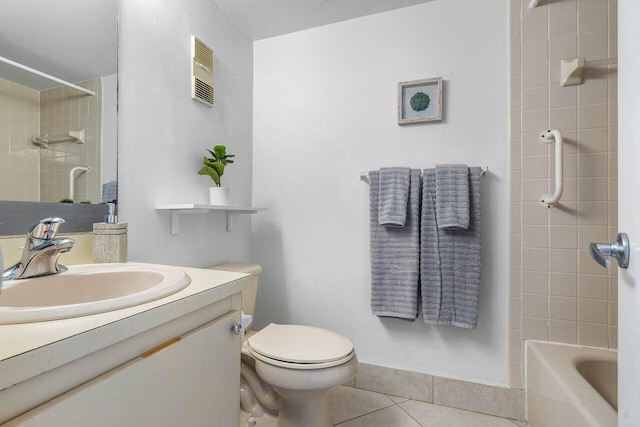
[335,406,421,427]
[399,400,518,427]
[509,420,529,426]
[330,385,395,424]
[387,394,409,404]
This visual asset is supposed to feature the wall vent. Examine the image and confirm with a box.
[191,36,214,107]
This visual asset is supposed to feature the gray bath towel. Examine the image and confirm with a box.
[436,164,470,230]
[378,167,411,227]
[369,169,421,319]
[421,167,482,328]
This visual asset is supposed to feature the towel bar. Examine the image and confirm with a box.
[359,166,488,183]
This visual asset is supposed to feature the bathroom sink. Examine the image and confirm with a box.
[0,264,191,324]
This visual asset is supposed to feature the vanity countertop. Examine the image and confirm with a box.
[0,263,251,391]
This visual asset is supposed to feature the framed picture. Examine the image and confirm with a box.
[398,77,443,125]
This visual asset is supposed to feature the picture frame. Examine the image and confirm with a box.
[398,77,443,125]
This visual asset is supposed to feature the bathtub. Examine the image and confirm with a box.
[526,341,617,427]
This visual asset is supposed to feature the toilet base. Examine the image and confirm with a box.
[276,392,332,427]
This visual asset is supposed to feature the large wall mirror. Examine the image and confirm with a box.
[0,0,117,233]
[0,0,117,206]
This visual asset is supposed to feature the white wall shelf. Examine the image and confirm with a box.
[155,204,267,235]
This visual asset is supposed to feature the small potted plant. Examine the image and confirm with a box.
[198,145,235,205]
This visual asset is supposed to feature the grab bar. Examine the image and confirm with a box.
[539,129,563,208]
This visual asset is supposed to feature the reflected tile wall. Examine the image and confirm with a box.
[0,78,40,201]
[39,79,101,203]
[509,0,618,389]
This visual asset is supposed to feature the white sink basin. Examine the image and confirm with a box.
[0,264,191,324]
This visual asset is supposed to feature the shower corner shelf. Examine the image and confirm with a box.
[155,203,267,235]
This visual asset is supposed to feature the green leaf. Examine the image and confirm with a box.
[197,165,220,186]
[213,145,226,157]
[211,161,225,176]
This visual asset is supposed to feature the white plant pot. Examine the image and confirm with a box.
[209,187,230,206]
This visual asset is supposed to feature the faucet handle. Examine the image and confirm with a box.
[28,217,66,241]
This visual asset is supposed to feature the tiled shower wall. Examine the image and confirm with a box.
[39,79,102,203]
[0,78,40,201]
[509,0,618,388]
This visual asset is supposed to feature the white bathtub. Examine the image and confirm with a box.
[526,341,617,427]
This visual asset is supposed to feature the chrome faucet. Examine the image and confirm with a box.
[2,217,75,280]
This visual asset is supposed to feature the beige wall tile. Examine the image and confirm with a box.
[579,78,608,105]
[550,12,578,39]
[578,177,608,201]
[550,84,577,108]
[522,155,548,179]
[578,202,608,226]
[523,293,549,318]
[609,301,617,326]
[511,172,522,202]
[522,316,548,340]
[523,225,549,248]
[609,327,617,349]
[522,248,549,271]
[510,328,522,362]
[550,203,578,225]
[578,0,608,11]
[550,225,578,249]
[523,63,549,89]
[355,363,433,403]
[578,225,608,248]
[511,300,522,331]
[550,296,577,320]
[511,78,522,108]
[550,249,578,273]
[522,16,549,43]
[579,274,609,299]
[511,203,522,234]
[609,276,617,300]
[551,0,577,15]
[578,153,608,177]
[549,36,577,61]
[549,106,578,131]
[523,133,549,156]
[511,108,522,139]
[549,319,578,343]
[511,46,522,77]
[578,104,609,129]
[578,128,608,153]
[510,362,523,389]
[579,249,607,274]
[523,86,548,111]
[432,377,525,420]
[511,266,522,295]
[551,273,578,296]
[578,7,608,34]
[580,298,609,324]
[578,31,608,58]
[523,270,549,295]
[522,41,548,66]
[523,110,548,134]
[578,322,608,347]
[523,179,549,202]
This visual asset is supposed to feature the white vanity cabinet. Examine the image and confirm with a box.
[9,310,241,427]
[0,266,251,427]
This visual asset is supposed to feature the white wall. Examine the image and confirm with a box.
[118,0,254,266]
[252,0,510,385]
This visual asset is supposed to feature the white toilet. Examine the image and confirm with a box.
[211,263,358,427]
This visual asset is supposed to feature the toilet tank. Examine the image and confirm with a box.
[210,263,261,320]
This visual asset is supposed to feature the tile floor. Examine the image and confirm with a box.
[240,386,527,427]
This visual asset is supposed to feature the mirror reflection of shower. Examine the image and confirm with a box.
[66,166,91,203]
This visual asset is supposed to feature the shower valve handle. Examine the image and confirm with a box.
[589,233,630,269]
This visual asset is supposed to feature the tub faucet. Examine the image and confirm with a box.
[2,217,75,280]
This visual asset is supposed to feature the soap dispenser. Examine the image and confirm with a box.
[93,203,128,263]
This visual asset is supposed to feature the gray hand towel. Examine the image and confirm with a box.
[369,169,421,320]
[421,167,482,328]
[436,164,470,230]
[378,167,411,228]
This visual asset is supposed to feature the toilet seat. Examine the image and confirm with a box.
[247,323,355,370]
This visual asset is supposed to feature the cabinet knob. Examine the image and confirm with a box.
[231,323,242,335]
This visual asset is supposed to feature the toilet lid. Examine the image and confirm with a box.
[247,323,354,364]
